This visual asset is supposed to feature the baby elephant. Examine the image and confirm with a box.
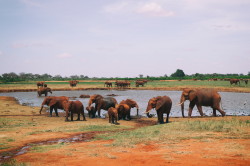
[63,100,86,121]
[86,106,95,118]
[108,107,119,125]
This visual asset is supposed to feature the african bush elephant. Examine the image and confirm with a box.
[116,104,131,120]
[37,81,45,88]
[62,100,86,121]
[179,88,226,118]
[145,96,172,124]
[88,94,118,118]
[37,87,52,97]
[108,107,119,125]
[39,96,69,117]
[119,99,139,117]
[69,80,79,87]
[230,79,240,85]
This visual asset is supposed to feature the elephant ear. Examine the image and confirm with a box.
[48,99,57,107]
[155,97,164,111]
[189,90,197,101]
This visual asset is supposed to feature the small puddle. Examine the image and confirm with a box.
[0,131,99,162]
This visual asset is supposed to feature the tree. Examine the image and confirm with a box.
[170,69,185,78]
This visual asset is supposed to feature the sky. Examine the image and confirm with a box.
[0,0,250,77]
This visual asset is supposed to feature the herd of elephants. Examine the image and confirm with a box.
[36,81,227,124]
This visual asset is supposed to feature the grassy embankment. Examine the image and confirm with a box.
[0,80,249,92]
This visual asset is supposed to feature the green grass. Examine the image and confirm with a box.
[0,159,28,166]
[30,142,66,153]
[0,118,35,131]
[96,118,250,147]
[148,80,249,88]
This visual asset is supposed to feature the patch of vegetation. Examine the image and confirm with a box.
[30,142,66,153]
[0,159,27,166]
[0,118,35,131]
[0,142,11,150]
[56,124,130,133]
[96,118,250,147]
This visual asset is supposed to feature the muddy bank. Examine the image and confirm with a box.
[0,87,250,93]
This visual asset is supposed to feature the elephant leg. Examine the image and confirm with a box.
[54,107,59,117]
[188,102,196,117]
[196,105,204,117]
[82,112,86,121]
[127,110,131,120]
[166,113,170,123]
[76,113,80,121]
[216,107,226,117]
[49,107,53,117]
[213,108,217,117]
[71,112,74,121]
[65,110,69,121]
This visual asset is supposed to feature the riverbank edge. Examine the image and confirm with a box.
[0,87,250,93]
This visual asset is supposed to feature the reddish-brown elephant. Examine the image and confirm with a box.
[39,96,69,117]
[179,88,226,118]
[119,99,139,116]
[145,96,172,124]
[108,107,119,125]
[62,100,86,121]
[116,104,131,120]
[37,87,52,97]
[88,94,117,118]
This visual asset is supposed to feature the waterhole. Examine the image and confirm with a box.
[0,90,249,117]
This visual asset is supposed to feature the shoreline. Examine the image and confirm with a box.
[0,86,250,93]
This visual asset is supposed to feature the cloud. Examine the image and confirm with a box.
[136,2,174,17]
[103,1,174,17]
[57,53,73,58]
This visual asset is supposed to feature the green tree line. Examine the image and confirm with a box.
[0,70,249,83]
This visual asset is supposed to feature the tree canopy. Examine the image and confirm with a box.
[170,69,185,78]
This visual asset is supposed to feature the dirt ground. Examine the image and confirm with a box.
[0,96,250,166]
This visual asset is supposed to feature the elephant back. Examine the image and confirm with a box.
[103,97,118,110]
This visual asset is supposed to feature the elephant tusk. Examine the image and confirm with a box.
[177,101,185,106]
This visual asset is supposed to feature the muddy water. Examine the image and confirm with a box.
[0,90,249,117]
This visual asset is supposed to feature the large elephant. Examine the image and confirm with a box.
[119,99,139,117]
[108,107,119,125]
[88,94,118,118]
[145,96,172,124]
[179,88,226,118]
[116,104,131,120]
[39,96,69,117]
[37,87,52,97]
[62,100,86,121]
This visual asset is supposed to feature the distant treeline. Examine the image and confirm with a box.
[0,70,250,83]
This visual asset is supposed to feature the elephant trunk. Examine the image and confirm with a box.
[135,103,139,116]
[179,95,185,118]
[88,99,93,108]
[145,105,153,118]
[39,105,44,114]
[146,112,153,118]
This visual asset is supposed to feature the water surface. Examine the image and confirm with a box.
[0,90,249,117]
